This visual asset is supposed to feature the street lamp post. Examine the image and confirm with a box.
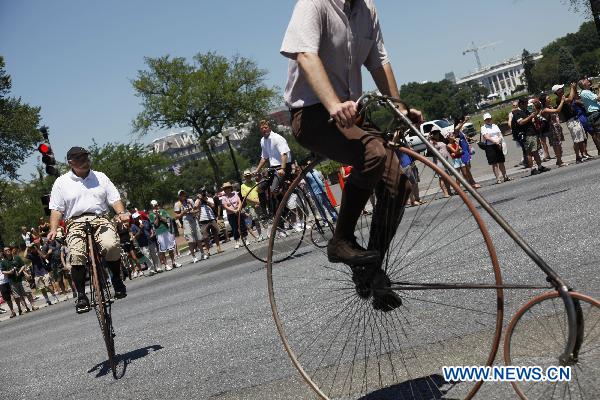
[222,128,242,184]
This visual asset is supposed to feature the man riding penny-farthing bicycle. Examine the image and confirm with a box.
[47,146,129,314]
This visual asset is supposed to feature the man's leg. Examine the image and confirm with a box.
[36,277,52,305]
[65,219,92,312]
[94,218,127,298]
[292,105,390,265]
[1,285,17,317]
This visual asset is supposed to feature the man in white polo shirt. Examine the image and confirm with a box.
[47,146,129,314]
[254,120,291,194]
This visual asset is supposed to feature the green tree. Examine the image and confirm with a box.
[132,52,278,185]
[176,151,250,193]
[532,53,560,91]
[522,49,539,94]
[0,171,54,246]
[88,141,175,209]
[399,79,487,120]
[0,55,42,180]
[563,0,600,38]
[557,47,580,83]
[577,49,600,75]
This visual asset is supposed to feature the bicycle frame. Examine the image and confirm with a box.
[381,96,580,364]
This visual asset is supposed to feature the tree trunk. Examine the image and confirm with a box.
[200,139,223,187]
[592,0,600,39]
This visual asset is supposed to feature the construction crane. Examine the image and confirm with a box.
[463,41,502,70]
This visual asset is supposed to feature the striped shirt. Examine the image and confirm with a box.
[196,201,216,222]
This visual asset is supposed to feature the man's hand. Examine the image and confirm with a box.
[407,108,424,126]
[329,101,358,129]
[118,212,130,223]
[47,229,57,241]
[277,168,285,177]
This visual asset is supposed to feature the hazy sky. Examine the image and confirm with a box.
[0,0,586,179]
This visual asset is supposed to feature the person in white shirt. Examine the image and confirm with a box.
[47,146,130,314]
[481,113,511,184]
[254,120,291,194]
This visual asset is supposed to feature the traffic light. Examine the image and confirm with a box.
[41,194,51,216]
[37,126,60,176]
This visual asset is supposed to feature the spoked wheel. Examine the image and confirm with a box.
[240,180,308,263]
[90,256,117,378]
[267,148,504,400]
[504,291,600,399]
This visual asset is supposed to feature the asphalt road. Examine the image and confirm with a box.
[1,159,599,400]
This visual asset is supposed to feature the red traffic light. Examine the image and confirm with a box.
[38,143,52,154]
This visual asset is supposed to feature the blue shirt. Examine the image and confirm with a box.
[579,90,599,113]
[398,151,413,168]
[457,131,471,164]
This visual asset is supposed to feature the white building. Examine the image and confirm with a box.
[457,53,543,101]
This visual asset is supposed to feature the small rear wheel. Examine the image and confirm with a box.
[504,291,600,399]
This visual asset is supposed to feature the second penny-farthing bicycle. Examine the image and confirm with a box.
[266,93,599,399]
[83,217,119,378]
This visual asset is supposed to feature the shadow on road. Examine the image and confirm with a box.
[87,344,164,378]
[357,374,456,400]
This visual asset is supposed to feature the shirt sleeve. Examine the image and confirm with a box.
[101,173,121,204]
[49,178,65,213]
[173,202,181,213]
[364,2,390,71]
[582,90,598,102]
[274,135,291,156]
[280,0,322,59]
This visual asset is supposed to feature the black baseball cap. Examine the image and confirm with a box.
[66,146,90,160]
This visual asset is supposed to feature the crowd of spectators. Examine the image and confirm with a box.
[425,77,600,191]
[0,184,252,319]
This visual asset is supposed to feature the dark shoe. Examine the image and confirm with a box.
[114,291,127,299]
[47,301,52,306]
[371,270,402,312]
[327,237,380,266]
[112,279,127,298]
[530,169,539,176]
[538,166,550,173]
[75,296,91,314]
[351,266,375,299]
[576,158,583,164]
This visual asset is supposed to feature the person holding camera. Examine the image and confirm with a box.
[195,190,222,257]
[454,116,481,189]
[513,98,550,175]
[174,189,205,264]
[28,243,60,305]
[149,200,181,271]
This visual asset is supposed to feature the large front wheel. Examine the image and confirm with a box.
[267,148,504,399]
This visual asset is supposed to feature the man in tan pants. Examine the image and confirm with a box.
[47,146,130,314]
